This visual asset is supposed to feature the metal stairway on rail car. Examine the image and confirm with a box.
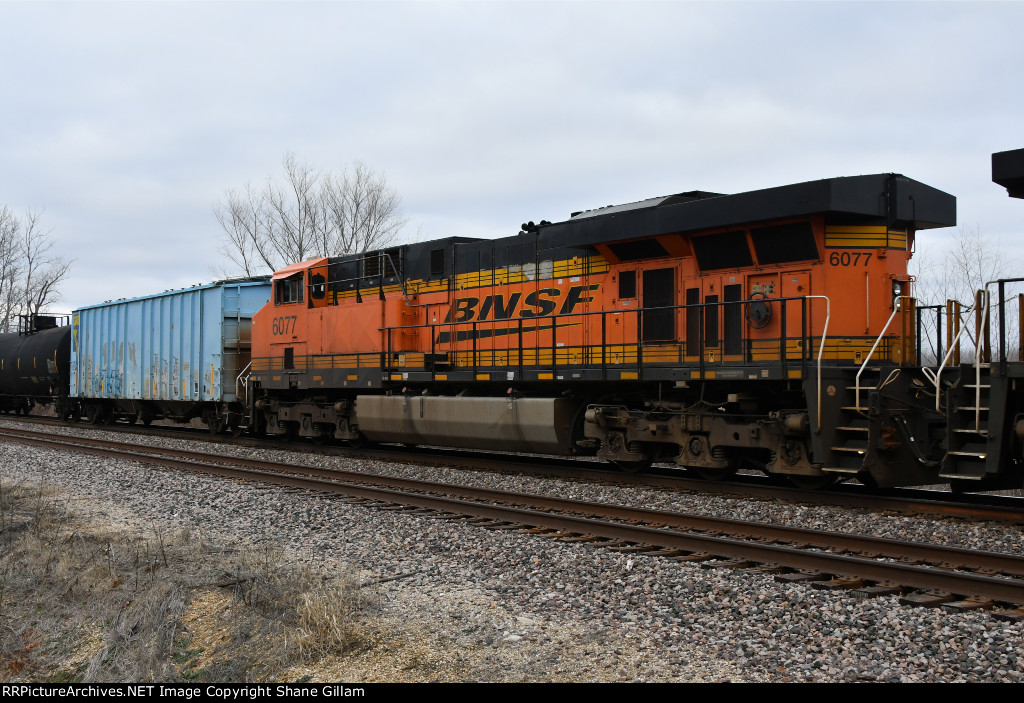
[820,368,883,478]
[820,367,945,486]
[939,364,1002,483]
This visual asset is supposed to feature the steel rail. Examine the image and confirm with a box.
[7,427,1024,605]
[4,417,1024,524]
[5,427,1023,576]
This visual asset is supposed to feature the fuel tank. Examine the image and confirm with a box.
[355,394,580,454]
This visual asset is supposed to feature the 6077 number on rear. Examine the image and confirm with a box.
[829,251,872,266]
[272,316,298,336]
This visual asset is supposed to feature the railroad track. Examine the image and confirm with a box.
[5,414,1024,524]
[4,424,1024,618]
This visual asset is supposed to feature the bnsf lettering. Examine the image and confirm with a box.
[444,284,600,323]
[479,293,521,320]
[519,288,560,318]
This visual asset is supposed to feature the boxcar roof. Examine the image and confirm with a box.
[74,276,271,312]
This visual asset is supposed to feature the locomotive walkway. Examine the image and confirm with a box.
[5,424,1024,616]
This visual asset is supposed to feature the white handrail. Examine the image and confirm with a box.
[925,316,973,412]
[235,361,252,404]
[804,295,831,433]
[974,283,999,430]
[855,296,913,414]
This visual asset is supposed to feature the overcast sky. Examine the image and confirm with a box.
[2,0,1022,311]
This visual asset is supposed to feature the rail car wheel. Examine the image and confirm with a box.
[786,474,840,490]
[57,403,76,422]
[126,414,138,425]
[84,404,108,425]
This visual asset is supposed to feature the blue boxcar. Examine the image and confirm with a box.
[70,277,271,430]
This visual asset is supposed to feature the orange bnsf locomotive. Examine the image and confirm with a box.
[246,167,1024,491]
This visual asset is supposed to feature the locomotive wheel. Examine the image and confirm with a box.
[612,459,652,474]
[949,478,980,495]
[692,466,739,481]
[311,425,331,445]
[786,474,840,490]
[276,423,298,442]
[854,472,879,489]
[347,432,372,449]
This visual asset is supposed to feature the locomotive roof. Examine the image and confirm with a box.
[324,173,955,272]
[567,190,725,220]
[535,173,955,251]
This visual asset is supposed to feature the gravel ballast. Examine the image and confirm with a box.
[2,417,1023,682]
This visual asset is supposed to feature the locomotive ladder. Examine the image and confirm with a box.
[821,299,912,477]
[933,286,1002,483]
[820,367,883,477]
[939,362,995,482]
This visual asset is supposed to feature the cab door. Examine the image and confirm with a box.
[722,277,744,359]
[682,276,725,362]
[780,270,812,353]
[641,267,676,342]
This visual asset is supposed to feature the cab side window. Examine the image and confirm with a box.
[275,276,304,305]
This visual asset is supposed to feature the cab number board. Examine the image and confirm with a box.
[272,316,298,336]
[829,251,872,266]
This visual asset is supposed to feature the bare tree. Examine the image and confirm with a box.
[0,207,22,332]
[322,162,407,256]
[0,208,71,332]
[214,154,407,276]
[214,184,268,277]
[912,224,1021,363]
[20,210,73,319]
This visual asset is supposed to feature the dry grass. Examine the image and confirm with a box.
[0,479,379,683]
